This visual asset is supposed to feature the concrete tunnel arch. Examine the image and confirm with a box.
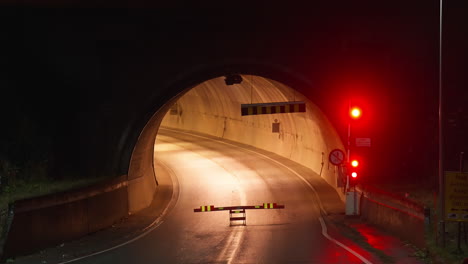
[126,72,346,213]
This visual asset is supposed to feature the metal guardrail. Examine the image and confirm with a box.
[359,184,425,214]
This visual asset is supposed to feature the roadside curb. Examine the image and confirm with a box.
[7,160,176,264]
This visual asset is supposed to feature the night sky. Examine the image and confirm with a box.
[0,1,467,187]
[308,1,468,186]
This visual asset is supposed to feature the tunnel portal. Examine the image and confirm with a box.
[127,74,345,212]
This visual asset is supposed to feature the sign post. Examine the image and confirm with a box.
[329,149,358,215]
[329,149,346,190]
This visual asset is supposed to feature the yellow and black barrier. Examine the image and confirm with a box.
[194,203,285,226]
[241,101,306,116]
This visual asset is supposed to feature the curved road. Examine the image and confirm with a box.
[69,128,371,263]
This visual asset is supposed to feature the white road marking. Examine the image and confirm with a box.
[158,135,247,264]
[57,221,164,264]
[59,128,372,264]
[57,160,179,264]
[162,128,373,264]
[216,226,244,264]
[319,217,373,264]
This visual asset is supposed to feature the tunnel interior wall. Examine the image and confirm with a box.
[161,75,345,198]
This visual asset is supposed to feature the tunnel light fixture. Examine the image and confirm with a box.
[224,74,243,85]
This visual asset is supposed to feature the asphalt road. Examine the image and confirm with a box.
[68,128,373,264]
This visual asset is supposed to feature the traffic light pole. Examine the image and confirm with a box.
[438,0,445,247]
[347,100,358,215]
[347,100,351,192]
[347,121,351,191]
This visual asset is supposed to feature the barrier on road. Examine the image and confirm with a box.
[194,203,285,226]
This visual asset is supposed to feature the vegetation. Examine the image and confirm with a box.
[0,160,110,257]
[371,182,468,264]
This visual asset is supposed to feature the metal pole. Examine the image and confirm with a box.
[354,181,357,215]
[347,100,351,192]
[347,122,351,164]
[347,99,351,163]
[461,152,467,244]
[438,0,445,248]
[347,100,358,215]
[460,152,464,172]
[457,152,465,252]
[458,222,462,253]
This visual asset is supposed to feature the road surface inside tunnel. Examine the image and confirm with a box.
[62,128,372,264]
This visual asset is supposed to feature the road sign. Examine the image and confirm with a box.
[329,149,345,166]
[445,172,468,222]
[356,138,371,147]
[241,101,306,116]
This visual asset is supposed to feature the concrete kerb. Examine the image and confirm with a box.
[7,160,177,264]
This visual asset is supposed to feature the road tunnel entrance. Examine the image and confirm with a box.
[126,73,345,213]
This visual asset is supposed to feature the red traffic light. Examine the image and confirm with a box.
[350,107,362,119]
[349,159,359,179]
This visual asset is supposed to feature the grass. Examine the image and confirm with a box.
[0,176,111,210]
[368,182,468,264]
[423,220,468,264]
[0,175,112,257]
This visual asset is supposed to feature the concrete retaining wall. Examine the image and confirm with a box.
[126,106,164,213]
[2,107,164,258]
[2,105,164,257]
[360,194,425,248]
[3,176,129,258]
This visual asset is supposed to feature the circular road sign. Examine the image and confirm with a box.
[329,149,345,166]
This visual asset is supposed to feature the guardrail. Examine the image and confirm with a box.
[194,203,285,226]
[359,184,425,215]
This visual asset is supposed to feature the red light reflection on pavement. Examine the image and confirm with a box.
[349,223,424,264]
[314,237,375,264]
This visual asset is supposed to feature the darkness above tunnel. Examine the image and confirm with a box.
[1,1,467,186]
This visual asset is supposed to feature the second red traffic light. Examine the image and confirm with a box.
[350,159,359,179]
